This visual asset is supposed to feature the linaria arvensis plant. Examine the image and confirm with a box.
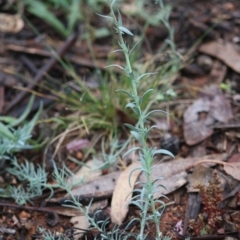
[98,1,174,239]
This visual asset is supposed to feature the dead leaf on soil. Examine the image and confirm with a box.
[0,14,24,33]
[184,86,232,145]
[138,154,226,198]
[194,159,240,181]
[70,215,89,240]
[199,40,240,74]
[51,154,226,210]
[67,159,103,186]
[184,121,213,146]
[187,164,231,194]
[111,162,142,225]
[69,171,120,198]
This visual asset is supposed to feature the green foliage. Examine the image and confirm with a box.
[23,0,82,37]
[0,96,42,160]
[38,227,71,240]
[21,0,110,37]
[0,96,47,205]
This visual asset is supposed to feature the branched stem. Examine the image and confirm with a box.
[109,3,164,239]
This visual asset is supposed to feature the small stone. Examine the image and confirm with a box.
[197,55,213,73]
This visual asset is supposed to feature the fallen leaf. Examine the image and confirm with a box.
[199,40,240,74]
[69,171,120,197]
[209,93,232,123]
[224,163,240,181]
[183,86,232,145]
[70,215,89,240]
[0,14,24,33]
[227,153,240,163]
[183,121,213,146]
[194,159,240,181]
[67,159,103,185]
[111,162,142,225]
[187,165,223,192]
[54,155,226,209]
[184,98,210,123]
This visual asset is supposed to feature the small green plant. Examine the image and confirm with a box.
[20,0,81,37]
[98,1,174,239]
[189,170,223,235]
[0,95,42,161]
[18,0,109,38]
[37,227,71,240]
[0,96,47,205]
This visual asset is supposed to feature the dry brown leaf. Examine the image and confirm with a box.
[183,86,232,145]
[70,215,89,240]
[69,171,120,197]
[224,163,240,181]
[187,165,228,192]
[194,159,240,181]
[199,40,240,74]
[0,14,24,33]
[183,121,213,146]
[151,154,227,179]
[50,155,226,210]
[111,162,141,225]
[67,159,103,186]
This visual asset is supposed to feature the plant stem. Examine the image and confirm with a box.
[110,5,162,239]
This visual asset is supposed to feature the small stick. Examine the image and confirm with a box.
[0,201,57,213]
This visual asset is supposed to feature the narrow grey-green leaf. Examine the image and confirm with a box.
[128,166,142,188]
[95,13,113,20]
[124,123,139,132]
[116,89,133,98]
[117,9,122,26]
[153,149,174,158]
[27,1,67,37]
[119,26,134,36]
[139,89,153,105]
[0,116,16,124]
[130,38,142,55]
[132,107,141,117]
[130,131,140,140]
[145,109,167,119]
[136,72,157,82]
[126,102,136,109]
[122,147,142,158]
[0,122,15,140]
[111,49,124,53]
[111,0,117,7]
[145,125,159,138]
[105,64,125,70]
[25,102,43,136]
[9,95,35,127]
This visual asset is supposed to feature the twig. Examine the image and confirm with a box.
[4,30,79,113]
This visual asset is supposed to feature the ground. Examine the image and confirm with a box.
[0,0,240,239]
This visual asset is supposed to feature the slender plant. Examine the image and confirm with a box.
[98,1,174,239]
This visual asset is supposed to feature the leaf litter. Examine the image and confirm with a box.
[2,0,240,239]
